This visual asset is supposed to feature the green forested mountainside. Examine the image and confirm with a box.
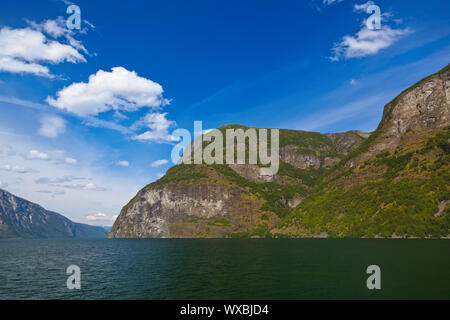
[108,63,450,239]
[109,127,366,239]
[123,127,363,219]
[137,128,363,217]
[276,127,450,238]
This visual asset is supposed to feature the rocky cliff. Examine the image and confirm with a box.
[276,64,450,238]
[108,63,450,239]
[0,188,107,239]
[108,128,368,238]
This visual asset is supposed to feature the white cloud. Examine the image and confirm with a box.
[45,67,177,141]
[42,181,108,191]
[0,131,27,138]
[0,96,49,111]
[36,189,65,197]
[323,0,343,5]
[0,56,50,77]
[151,159,168,167]
[82,20,96,31]
[47,67,169,117]
[0,27,85,77]
[34,176,109,192]
[65,157,77,165]
[0,180,8,188]
[350,78,358,85]
[36,181,109,191]
[330,3,411,61]
[65,182,109,191]
[132,113,179,143]
[353,1,374,12]
[0,164,37,174]
[20,149,78,165]
[82,116,132,135]
[0,131,136,227]
[38,115,66,138]
[26,17,90,55]
[38,18,66,38]
[85,212,108,221]
[331,25,411,61]
[26,149,49,160]
[60,0,75,6]
[85,212,117,222]
[115,160,129,167]
[35,176,88,184]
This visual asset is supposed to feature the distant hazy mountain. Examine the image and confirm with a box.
[0,188,107,239]
[101,226,112,233]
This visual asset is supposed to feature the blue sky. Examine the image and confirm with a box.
[0,0,449,225]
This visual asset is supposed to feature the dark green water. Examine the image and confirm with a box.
[0,239,448,299]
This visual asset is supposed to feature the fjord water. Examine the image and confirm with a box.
[0,239,448,299]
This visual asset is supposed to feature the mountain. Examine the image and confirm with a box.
[275,64,450,238]
[108,128,368,238]
[108,64,449,239]
[0,188,107,239]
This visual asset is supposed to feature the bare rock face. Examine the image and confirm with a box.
[107,180,273,238]
[279,131,367,170]
[108,184,230,238]
[229,164,288,183]
[280,146,338,169]
[352,67,450,165]
[229,164,274,183]
[287,196,304,208]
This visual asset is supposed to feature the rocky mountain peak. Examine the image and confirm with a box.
[108,64,450,239]
[348,64,449,165]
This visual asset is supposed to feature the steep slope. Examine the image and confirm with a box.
[108,129,368,238]
[109,63,449,239]
[275,64,450,238]
[0,188,107,239]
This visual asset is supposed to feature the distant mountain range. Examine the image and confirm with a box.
[108,63,449,239]
[0,188,107,239]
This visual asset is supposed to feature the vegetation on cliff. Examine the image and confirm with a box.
[109,64,449,239]
[278,127,449,238]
